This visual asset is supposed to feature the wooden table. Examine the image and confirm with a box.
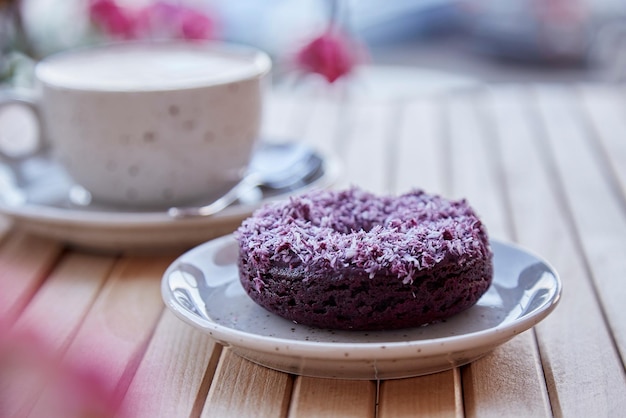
[1,83,626,417]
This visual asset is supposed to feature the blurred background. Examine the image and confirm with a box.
[2,0,626,88]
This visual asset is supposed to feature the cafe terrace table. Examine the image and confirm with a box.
[1,83,626,417]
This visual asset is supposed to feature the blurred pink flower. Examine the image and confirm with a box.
[178,7,215,40]
[295,31,363,83]
[89,0,138,39]
[46,361,120,418]
[90,0,216,41]
[135,1,180,38]
[0,322,124,418]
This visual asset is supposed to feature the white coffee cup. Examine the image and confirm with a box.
[0,41,271,208]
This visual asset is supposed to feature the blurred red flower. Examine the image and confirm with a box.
[295,31,363,83]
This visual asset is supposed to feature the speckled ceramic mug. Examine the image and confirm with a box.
[7,41,271,208]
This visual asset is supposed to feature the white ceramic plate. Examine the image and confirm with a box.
[0,146,339,252]
[162,235,561,380]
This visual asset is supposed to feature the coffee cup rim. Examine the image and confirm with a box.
[35,40,272,92]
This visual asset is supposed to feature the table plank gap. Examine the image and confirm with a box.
[531,85,626,372]
[489,85,626,416]
[189,342,224,418]
[288,377,376,418]
[202,349,293,418]
[378,370,462,418]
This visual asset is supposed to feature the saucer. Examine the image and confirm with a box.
[0,145,340,252]
[162,235,561,379]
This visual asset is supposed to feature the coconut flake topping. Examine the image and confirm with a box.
[236,188,491,284]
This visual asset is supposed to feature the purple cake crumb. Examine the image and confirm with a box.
[236,187,493,330]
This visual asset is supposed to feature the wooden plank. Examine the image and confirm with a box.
[0,232,63,322]
[378,370,462,418]
[0,215,12,240]
[26,255,172,417]
[393,97,447,195]
[201,349,292,418]
[14,253,115,349]
[120,311,223,418]
[576,86,626,206]
[273,92,345,179]
[288,377,376,418]
[445,92,511,240]
[1,252,115,417]
[487,85,626,416]
[300,95,345,162]
[462,332,549,418]
[446,92,551,417]
[263,92,300,142]
[377,95,461,417]
[533,85,626,366]
[339,101,398,193]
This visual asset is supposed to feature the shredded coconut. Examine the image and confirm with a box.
[235,187,490,283]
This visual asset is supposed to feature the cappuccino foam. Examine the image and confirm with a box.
[37,42,269,91]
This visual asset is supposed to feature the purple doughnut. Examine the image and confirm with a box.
[235,188,493,330]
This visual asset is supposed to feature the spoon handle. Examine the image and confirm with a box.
[168,175,260,219]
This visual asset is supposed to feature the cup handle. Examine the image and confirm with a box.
[0,89,47,161]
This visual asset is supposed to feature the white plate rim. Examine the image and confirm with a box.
[162,235,562,361]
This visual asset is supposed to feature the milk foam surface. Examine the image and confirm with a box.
[37,43,268,91]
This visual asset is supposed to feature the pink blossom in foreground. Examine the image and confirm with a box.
[295,31,364,83]
[40,361,119,418]
[0,322,124,418]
